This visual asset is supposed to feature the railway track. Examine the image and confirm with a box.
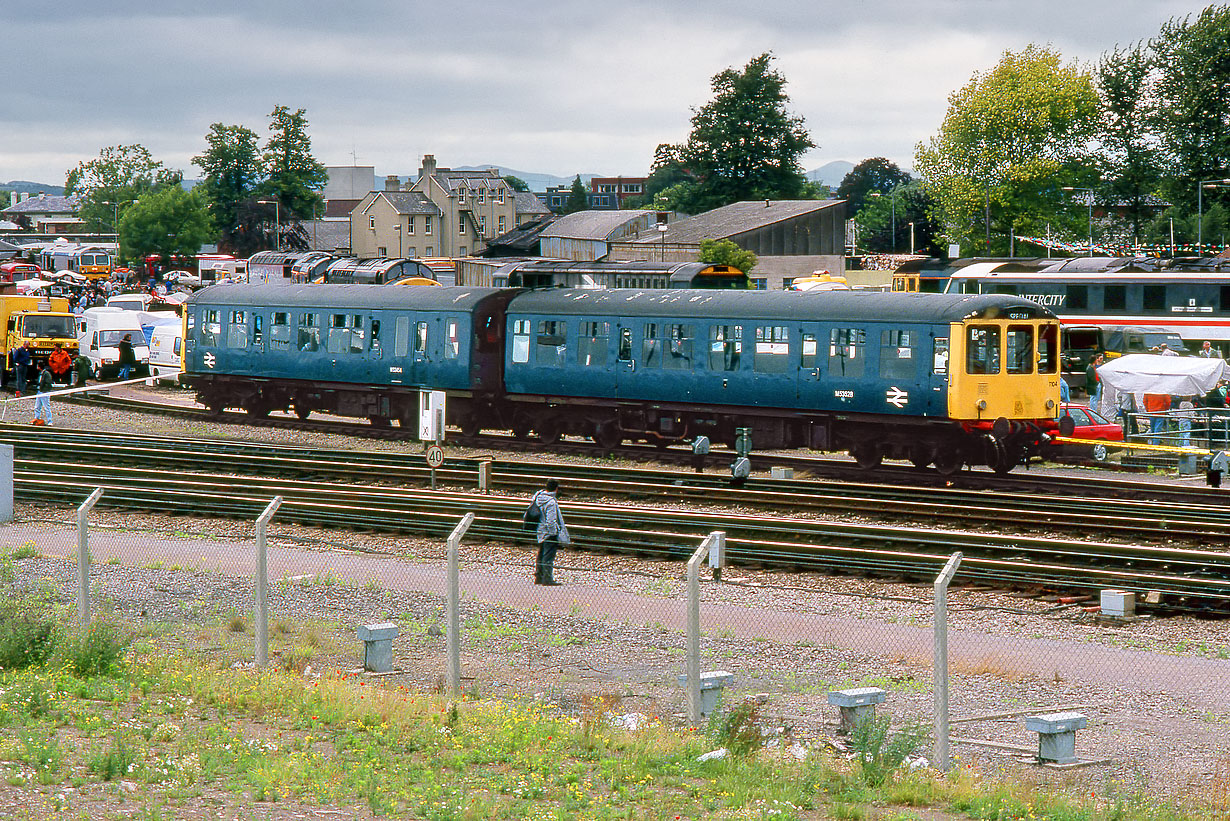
[5,424,1230,614]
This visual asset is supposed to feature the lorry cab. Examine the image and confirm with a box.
[77,307,150,379]
[0,294,78,384]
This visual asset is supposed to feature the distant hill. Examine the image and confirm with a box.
[2,180,65,196]
[806,161,854,188]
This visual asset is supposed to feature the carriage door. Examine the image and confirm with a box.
[615,323,635,392]
[796,323,824,408]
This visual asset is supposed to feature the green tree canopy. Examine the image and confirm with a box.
[675,52,815,212]
[502,175,530,192]
[119,186,212,264]
[260,105,327,221]
[193,123,262,253]
[562,175,588,214]
[914,45,1100,255]
[65,144,182,235]
[837,158,913,215]
[1095,44,1163,245]
[698,238,757,274]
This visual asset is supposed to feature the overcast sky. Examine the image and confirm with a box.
[0,1,1208,186]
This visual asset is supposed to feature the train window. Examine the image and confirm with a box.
[1037,323,1058,374]
[536,320,567,367]
[664,324,694,369]
[444,319,459,359]
[298,313,321,352]
[965,326,1000,374]
[415,321,428,354]
[1068,285,1087,310]
[960,280,980,294]
[617,327,632,361]
[327,314,349,354]
[754,326,790,373]
[577,321,609,367]
[511,319,530,363]
[879,329,915,380]
[800,333,818,368]
[1006,326,1033,373]
[642,323,660,367]
[1143,285,1166,311]
[828,328,865,377]
[200,309,219,347]
[371,320,381,352]
[271,312,290,351]
[1221,286,1230,310]
[933,338,949,374]
[709,325,742,371]
[252,315,264,348]
[349,315,365,354]
[1103,285,1126,310]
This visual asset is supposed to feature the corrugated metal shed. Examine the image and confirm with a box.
[541,210,651,241]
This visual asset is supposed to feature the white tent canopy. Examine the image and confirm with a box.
[1095,353,1229,416]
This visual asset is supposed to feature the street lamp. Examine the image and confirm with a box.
[1197,178,1230,253]
[1061,187,1095,257]
[257,199,281,252]
[1169,216,1175,258]
[100,199,134,269]
[889,183,905,253]
[657,222,668,262]
[908,221,916,255]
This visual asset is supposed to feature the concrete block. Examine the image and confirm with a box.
[358,622,398,673]
[0,445,11,523]
[770,467,794,479]
[678,670,734,718]
[828,687,886,734]
[1025,712,1088,764]
[1100,589,1136,617]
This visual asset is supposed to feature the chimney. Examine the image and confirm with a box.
[420,154,437,179]
[385,175,400,191]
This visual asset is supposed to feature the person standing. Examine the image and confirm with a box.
[1200,341,1222,358]
[32,365,53,426]
[117,334,136,380]
[12,341,32,396]
[72,352,92,387]
[1085,354,1104,408]
[48,343,72,384]
[532,479,568,585]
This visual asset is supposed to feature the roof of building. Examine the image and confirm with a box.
[540,210,651,241]
[2,194,79,215]
[426,169,508,196]
[483,215,559,255]
[365,191,441,216]
[300,220,352,252]
[635,199,843,244]
[324,199,361,218]
[514,191,551,216]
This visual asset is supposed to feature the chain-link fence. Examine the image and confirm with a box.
[2,488,1228,804]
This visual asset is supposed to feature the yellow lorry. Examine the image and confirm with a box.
[0,295,79,388]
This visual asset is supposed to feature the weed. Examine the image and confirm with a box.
[849,715,927,787]
[88,732,136,781]
[22,733,63,782]
[228,614,249,633]
[61,620,130,678]
[0,597,60,670]
[281,646,315,674]
[8,542,39,560]
[707,698,761,757]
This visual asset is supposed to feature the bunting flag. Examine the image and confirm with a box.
[1015,236,1229,256]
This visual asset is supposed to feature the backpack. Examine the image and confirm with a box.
[522,496,543,531]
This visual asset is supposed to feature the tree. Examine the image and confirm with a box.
[914,45,1101,255]
[675,52,815,211]
[502,175,530,192]
[698,238,757,274]
[837,158,912,215]
[562,175,588,214]
[119,186,212,264]
[853,181,939,253]
[1152,5,1230,210]
[627,143,697,209]
[64,144,182,235]
[261,105,327,221]
[193,123,262,253]
[1095,44,1163,245]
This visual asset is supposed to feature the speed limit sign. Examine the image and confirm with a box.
[425,444,445,468]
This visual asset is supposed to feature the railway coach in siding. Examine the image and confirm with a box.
[181,284,517,427]
[495,289,1063,474]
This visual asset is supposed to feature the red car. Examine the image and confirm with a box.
[1054,403,1125,462]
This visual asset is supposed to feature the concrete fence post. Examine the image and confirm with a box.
[255,496,283,668]
[446,512,476,696]
[0,444,12,523]
[75,488,104,626]
[686,531,724,724]
[933,551,963,772]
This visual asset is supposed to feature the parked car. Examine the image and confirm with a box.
[1052,403,1125,462]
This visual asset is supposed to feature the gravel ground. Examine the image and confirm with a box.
[4,385,1229,809]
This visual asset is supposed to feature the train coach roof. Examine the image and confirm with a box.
[187,283,508,311]
[506,288,1056,323]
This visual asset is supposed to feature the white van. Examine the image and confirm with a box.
[77,307,150,380]
[148,322,183,385]
[106,293,154,312]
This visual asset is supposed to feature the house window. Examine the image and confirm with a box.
[550,196,562,207]
[425,246,433,256]
[407,217,414,235]
[459,214,466,234]
[498,215,506,233]
[623,184,642,193]
[369,216,375,230]
[498,188,505,204]
[478,188,485,203]
[458,187,466,204]
[377,247,387,257]
[460,245,467,256]
[425,215,432,235]
[479,215,486,234]
[598,184,616,193]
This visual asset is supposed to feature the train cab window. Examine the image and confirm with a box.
[298,313,320,352]
[965,326,1000,374]
[1006,326,1033,373]
[536,320,566,367]
[1103,285,1126,310]
[880,329,915,380]
[933,338,949,374]
[800,332,818,369]
[709,325,742,371]
[200,309,220,347]
[577,321,609,367]
[664,324,694,369]
[1037,323,1058,374]
[511,319,530,363]
[444,319,459,359]
[252,314,264,348]
[828,327,865,377]
[617,327,632,362]
[754,325,790,373]
[1068,285,1088,310]
[271,312,290,351]
[642,323,660,367]
[415,321,428,354]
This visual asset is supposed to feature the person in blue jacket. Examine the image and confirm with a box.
[12,341,31,396]
[532,479,569,585]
